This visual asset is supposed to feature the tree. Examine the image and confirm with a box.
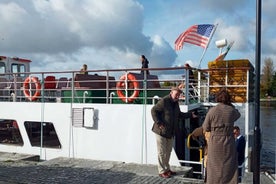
[261,58,275,97]
[271,72,276,96]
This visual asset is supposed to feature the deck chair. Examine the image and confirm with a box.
[44,76,57,101]
[45,76,56,89]
[56,77,68,100]
[56,77,68,89]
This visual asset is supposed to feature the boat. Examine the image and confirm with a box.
[0,55,255,179]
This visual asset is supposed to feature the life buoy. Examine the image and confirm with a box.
[23,76,41,101]
[116,73,140,103]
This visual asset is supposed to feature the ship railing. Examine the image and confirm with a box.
[0,66,253,104]
[0,67,197,104]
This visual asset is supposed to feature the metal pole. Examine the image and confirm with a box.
[253,0,261,183]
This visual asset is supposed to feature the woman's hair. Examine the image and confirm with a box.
[141,55,146,59]
[215,88,232,105]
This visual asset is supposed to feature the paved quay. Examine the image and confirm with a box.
[0,153,274,184]
[0,157,202,184]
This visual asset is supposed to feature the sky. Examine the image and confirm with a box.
[0,0,275,72]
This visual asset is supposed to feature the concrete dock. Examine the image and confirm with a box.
[0,152,274,184]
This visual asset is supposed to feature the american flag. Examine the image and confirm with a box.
[175,24,215,50]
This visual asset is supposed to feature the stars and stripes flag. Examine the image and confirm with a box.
[175,24,215,50]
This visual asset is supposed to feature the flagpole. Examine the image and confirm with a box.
[198,23,218,68]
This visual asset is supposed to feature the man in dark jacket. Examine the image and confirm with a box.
[151,87,196,178]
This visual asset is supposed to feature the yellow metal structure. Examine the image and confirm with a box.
[208,59,255,102]
[187,134,203,162]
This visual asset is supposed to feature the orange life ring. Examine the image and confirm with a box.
[23,76,41,101]
[116,73,140,103]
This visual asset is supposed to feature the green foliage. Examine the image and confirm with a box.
[271,72,276,96]
[261,57,275,97]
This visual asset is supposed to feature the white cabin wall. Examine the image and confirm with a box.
[0,102,181,166]
[71,103,180,165]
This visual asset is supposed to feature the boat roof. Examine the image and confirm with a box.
[0,56,32,63]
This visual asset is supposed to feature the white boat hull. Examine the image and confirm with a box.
[0,102,181,166]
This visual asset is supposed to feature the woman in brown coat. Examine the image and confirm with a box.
[202,88,240,184]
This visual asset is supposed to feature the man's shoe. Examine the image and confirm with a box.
[159,172,170,178]
[167,170,177,176]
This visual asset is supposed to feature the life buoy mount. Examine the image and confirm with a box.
[116,73,140,103]
[23,76,41,101]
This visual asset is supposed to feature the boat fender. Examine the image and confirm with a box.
[116,73,139,103]
[23,76,41,101]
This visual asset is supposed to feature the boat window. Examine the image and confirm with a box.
[11,63,26,77]
[0,119,23,146]
[0,62,5,74]
[24,121,61,149]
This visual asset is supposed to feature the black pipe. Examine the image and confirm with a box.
[253,0,261,183]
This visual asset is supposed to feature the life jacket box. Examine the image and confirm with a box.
[209,87,247,103]
[208,59,255,103]
[208,59,254,70]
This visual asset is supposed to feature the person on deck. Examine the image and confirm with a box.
[80,64,88,75]
[140,55,149,75]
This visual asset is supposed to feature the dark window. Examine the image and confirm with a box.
[24,121,61,148]
[0,119,23,145]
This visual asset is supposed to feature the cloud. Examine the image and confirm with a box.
[0,1,81,53]
[214,21,253,52]
[0,0,177,72]
[0,0,274,73]
[30,35,177,73]
[2,0,145,53]
[150,35,177,68]
[201,0,248,12]
[263,0,276,24]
